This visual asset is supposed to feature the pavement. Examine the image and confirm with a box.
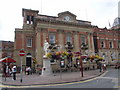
[1,69,104,86]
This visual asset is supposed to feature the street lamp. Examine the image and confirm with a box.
[57,45,63,79]
[74,52,83,77]
[80,56,83,77]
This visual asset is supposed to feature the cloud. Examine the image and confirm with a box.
[0,0,118,41]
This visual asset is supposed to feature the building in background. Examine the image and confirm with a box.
[0,41,14,59]
[93,27,119,65]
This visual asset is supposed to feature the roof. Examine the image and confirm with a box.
[22,8,39,17]
[112,17,120,27]
[58,11,76,17]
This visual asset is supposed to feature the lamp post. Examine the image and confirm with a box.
[74,52,83,77]
[80,43,88,77]
[57,45,62,79]
[80,56,83,77]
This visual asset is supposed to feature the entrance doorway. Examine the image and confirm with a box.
[26,53,32,67]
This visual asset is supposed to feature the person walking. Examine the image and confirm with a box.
[12,65,17,80]
[98,61,102,72]
[26,67,31,75]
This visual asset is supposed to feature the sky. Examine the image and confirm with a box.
[0,0,118,42]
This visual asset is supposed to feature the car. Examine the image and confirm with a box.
[115,62,120,69]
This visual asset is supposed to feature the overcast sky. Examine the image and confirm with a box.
[0,0,118,41]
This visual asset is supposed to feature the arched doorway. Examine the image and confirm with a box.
[26,53,32,67]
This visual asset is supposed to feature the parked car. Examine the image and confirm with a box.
[115,62,120,69]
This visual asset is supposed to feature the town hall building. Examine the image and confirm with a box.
[14,8,119,69]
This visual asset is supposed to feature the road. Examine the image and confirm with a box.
[1,67,119,90]
[35,67,119,88]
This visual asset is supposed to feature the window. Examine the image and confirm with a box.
[26,15,34,24]
[66,34,72,43]
[27,15,30,24]
[31,16,34,24]
[109,41,113,48]
[118,41,120,48]
[49,34,55,44]
[81,36,86,45]
[101,41,104,48]
[27,38,32,47]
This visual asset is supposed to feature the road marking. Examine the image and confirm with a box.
[98,77,118,80]
[0,71,108,88]
[0,77,99,88]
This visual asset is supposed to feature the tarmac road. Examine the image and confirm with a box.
[1,67,119,90]
[34,67,119,88]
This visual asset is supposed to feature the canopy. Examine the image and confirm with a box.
[0,57,16,63]
[81,55,88,59]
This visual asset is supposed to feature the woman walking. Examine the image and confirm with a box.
[12,65,17,80]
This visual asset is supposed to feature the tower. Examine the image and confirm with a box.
[22,8,39,24]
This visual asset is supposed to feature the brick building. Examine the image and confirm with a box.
[14,8,119,69]
[0,41,14,59]
[93,27,119,65]
[14,8,95,68]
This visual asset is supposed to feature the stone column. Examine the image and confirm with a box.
[74,31,80,51]
[58,30,64,50]
[88,32,95,55]
[36,28,43,66]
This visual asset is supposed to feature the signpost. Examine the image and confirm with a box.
[19,49,25,83]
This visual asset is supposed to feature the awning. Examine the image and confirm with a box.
[0,57,16,63]
[81,55,88,59]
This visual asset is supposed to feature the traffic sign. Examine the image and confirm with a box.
[19,50,25,56]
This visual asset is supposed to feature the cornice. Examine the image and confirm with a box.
[35,18,92,29]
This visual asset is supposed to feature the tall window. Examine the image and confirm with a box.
[100,41,104,48]
[109,41,113,48]
[81,36,86,45]
[49,34,55,44]
[66,34,72,43]
[31,16,34,24]
[118,41,120,48]
[27,15,30,24]
[27,38,32,47]
[26,15,34,24]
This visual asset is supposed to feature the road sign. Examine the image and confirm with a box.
[19,50,25,56]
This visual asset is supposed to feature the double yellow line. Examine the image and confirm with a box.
[0,71,108,88]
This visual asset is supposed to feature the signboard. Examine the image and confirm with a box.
[19,50,25,56]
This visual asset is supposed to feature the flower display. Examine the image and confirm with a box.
[46,51,73,59]
[56,52,61,56]
[95,55,99,58]
[46,53,52,58]
[89,55,95,60]
[98,57,103,60]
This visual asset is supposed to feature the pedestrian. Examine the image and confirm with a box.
[26,67,31,75]
[98,61,102,72]
[103,63,106,71]
[12,65,17,80]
